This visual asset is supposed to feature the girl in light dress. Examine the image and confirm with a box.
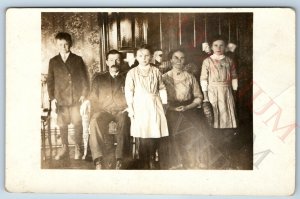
[200,36,238,166]
[125,45,168,169]
[200,35,238,129]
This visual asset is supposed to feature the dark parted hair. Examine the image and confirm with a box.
[106,49,122,60]
[209,34,227,46]
[168,48,186,61]
[55,32,73,46]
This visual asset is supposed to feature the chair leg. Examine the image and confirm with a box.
[81,116,90,160]
[132,137,135,159]
[41,121,46,161]
[47,117,53,159]
[132,137,140,160]
[82,133,89,160]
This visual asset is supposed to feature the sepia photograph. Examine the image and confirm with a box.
[41,12,253,170]
[6,8,295,195]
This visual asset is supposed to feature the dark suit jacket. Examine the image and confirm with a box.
[89,71,127,114]
[47,52,89,106]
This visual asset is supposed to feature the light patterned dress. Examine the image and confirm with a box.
[200,56,238,128]
[163,70,202,105]
[125,65,169,138]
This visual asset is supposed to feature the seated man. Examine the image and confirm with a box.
[89,50,129,170]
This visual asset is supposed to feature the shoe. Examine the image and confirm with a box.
[74,144,81,160]
[95,161,104,170]
[198,162,208,169]
[54,144,69,160]
[149,160,156,170]
[115,160,122,170]
[95,157,104,170]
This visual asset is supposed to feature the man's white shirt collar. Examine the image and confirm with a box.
[109,71,119,78]
[60,52,70,62]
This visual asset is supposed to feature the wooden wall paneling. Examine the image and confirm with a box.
[131,13,136,48]
[160,13,168,51]
[179,13,182,46]
[143,15,148,45]
[147,13,160,50]
[98,13,108,71]
[193,14,196,48]
[220,13,230,42]
[104,13,110,68]
[206,13,219,43]
[218,14,222,35]
[159,13,162,49]
[104,13,109,52]
[162,13,179,52]
[195,13,206,48]
[237,13,253,67]
[117,13,121,50]
[204,14,208,42]
[108,12,118,50]
[228,14,238,44]
[234,13,253,121]
[119,13,133,49]
[134,13,144,48]
[180,13,195,49]
[134,12,149,48]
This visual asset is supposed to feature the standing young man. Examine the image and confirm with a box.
[47,32,89,160]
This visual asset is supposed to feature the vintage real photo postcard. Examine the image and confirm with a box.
[5,8,295,195]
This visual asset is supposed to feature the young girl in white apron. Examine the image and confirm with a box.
[125,45,169,169]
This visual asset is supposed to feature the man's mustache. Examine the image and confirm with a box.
[110,64,121,69]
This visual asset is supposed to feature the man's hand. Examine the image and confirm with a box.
[80,100,91,116]
[51,99,57,112]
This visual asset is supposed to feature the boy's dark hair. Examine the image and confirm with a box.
[55,32,73,46]
[106,49,122,60]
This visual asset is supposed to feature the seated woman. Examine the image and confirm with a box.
[161,49,205,169]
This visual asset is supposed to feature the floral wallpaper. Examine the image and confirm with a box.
[41,12,104,109]
[41,12,102,77]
